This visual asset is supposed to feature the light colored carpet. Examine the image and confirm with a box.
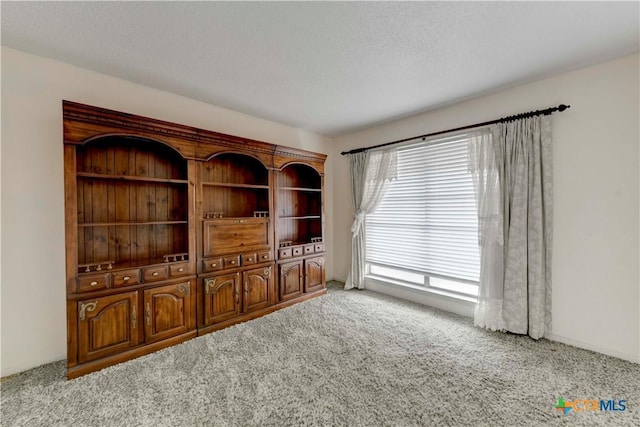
[2,281,639,426]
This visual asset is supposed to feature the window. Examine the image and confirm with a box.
[365,133,480,298]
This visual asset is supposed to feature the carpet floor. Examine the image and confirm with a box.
[2,281,639,426]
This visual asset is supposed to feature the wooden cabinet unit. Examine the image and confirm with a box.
[77,292,139,363]
[143,281,194,344]
[304,256,326,294]
[279,260,304,302]
[202,273,241,325]
[242,266,274,313]
[63,101,327,378]
[275,162,326,303]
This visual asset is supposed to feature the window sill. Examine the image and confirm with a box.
[364,275,476,318]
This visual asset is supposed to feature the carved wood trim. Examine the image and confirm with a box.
[63,101,324,165]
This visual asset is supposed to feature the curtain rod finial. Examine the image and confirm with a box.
[558,104,570,112]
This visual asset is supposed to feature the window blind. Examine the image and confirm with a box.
[366,134,480,283]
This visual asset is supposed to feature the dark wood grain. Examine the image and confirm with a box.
[64,100,326,378]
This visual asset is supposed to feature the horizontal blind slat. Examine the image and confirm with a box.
[366,133,480,282]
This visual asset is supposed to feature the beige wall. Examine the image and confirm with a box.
[0,47,334,376]
[333,54,640,363]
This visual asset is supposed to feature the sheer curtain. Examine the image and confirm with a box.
[344,149,397,290]
[469,116,553,339]
[468,129,505,331]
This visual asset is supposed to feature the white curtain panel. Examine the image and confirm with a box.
[495,116,553,339]
[468,129,506,331]
[470,116,553,339]
[345,149,397,290]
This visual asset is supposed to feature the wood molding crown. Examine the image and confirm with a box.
[63,101,326,166]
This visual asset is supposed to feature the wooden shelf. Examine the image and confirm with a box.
[76,172,188,184]
[78,221,188,227]
[78,257,188,272]
[279,186,321,192]
[203,216,269,220]
[279,215,321,220]
[201,182,269,190]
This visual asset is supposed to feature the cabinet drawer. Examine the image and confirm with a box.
[314,243,325,253]
[292,246,303,257]
[112,269,140,287]
[202,257,224,273]
[78,274,110,293]
[303,244,315,255]
[257,251,272,262]
[169,262,189,278]
[142,266,168,283]
[279,248,292,259]
[241,253,257,266]
[223,255,240,268]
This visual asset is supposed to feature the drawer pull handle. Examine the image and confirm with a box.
[247,258,253,262]
[178,268,184,272]
[123,276,130,281]
[211,263,217,267]
[152,272,159,277]
[230,261,236,265]
[262,255,268,259]
[90,281,98,287]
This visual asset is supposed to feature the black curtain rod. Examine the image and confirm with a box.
[340,104,570,156]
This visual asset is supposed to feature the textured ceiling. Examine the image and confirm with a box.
[2,2,638,136]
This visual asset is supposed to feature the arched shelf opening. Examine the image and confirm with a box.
[77,135,188,182]
[200,152,270,219]
[74,135,189,270]
[202,152,268,186]
[277,163,321,191]
[276,163,323,247]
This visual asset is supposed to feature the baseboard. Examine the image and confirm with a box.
[364,277,475,318]
[1,355,66,380]
[546,333,640,364]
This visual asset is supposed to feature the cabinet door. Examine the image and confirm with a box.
[203,273,241,325]
[243,266,274,313]
[278,260,303,302]
[304,256,326,293]
[144,281,194,344]
[78,292,139,363]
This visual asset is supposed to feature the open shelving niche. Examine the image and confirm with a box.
[198,153,272,263]
[75,136,190,272]
[276,163,323,247]
[200,153,270,219]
